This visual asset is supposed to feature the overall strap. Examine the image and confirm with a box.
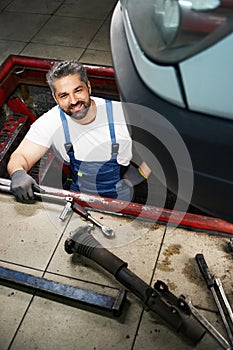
[105,99,119,157]
[59,106,73,152]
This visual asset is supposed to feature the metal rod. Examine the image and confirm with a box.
[215,278,233,326]
[211,284,233,344]
[0,266,126,316]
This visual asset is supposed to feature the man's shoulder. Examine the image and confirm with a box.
[37,105,60,121]
[92,96,121,106]
[92,96,105,106]
[42,104,59,116]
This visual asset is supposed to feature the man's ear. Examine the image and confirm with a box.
[87,80,91,95]
[52,92,58,103]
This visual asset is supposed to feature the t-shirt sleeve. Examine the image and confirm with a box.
[117,137,132,166]
[25,110,57,148]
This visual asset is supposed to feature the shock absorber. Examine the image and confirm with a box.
[64,226,206,345]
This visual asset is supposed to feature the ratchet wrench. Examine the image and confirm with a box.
[59,198,114,238]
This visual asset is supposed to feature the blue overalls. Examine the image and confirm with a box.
[59,100,132,201]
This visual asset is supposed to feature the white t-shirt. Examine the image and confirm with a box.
[26,97,132,165]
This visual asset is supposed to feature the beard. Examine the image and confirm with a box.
[65,99,91,121]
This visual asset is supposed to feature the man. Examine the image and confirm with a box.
[7,60,150,202]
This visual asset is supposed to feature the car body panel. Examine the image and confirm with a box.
[110,2,233,222]
[180,31,233,119]
[122,8,185,107]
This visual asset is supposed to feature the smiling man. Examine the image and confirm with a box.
[7,60,150,202]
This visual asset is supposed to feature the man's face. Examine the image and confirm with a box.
[53,74,91,121]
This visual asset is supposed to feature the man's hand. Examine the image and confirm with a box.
[123,164,147,188]
[10,169,41,201]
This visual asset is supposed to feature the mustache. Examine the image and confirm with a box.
[69,101,84,108]
[68,101,91,113]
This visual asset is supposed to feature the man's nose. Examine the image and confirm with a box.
[69,93,77,105]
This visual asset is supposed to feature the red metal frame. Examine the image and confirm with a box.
[0,55,119,107]
[7,97,37,124]
[0,55,232,235]
[0,114,28,157]
[29,185,233,236]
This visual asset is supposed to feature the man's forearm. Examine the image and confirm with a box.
[139,161,151,179]
[7,153,30,177]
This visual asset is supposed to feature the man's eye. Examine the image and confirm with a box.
[75,88,82,94]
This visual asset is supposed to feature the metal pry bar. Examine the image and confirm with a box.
[215,278,233,327]
[0,266,126,316]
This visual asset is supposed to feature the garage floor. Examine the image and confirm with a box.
[0,0,117,66]
[1,1,233,349]
[1,192,233,350]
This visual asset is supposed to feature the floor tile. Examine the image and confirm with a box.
[0,39,26,65]
[0,12,50,41]
[9,285,141,350]
[4,0,64,14]
[56,0,118,20]
[21,43,85,61]
[0,263,43,350]
[133,310,223,350]
[32,16,103,47]
[0,194,67,269]
[80,49,113,66]
[155,227,232,304]
[88,20,111,51]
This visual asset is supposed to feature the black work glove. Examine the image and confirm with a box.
[123,164,147,188]
[10,169,41,201]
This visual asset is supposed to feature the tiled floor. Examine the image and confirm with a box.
[1,192,232,350]
[0,0,117,66]
[1,1,233,349]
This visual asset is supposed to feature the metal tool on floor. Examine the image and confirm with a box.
[179,295,232,350]
[215,278,233,326]
[0,266,126,316]
[196,253,233,346]
[61,198,115,239]
[64,226,207,346]
[227,238,233,253]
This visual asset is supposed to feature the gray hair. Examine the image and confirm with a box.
[46,60,89,93]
